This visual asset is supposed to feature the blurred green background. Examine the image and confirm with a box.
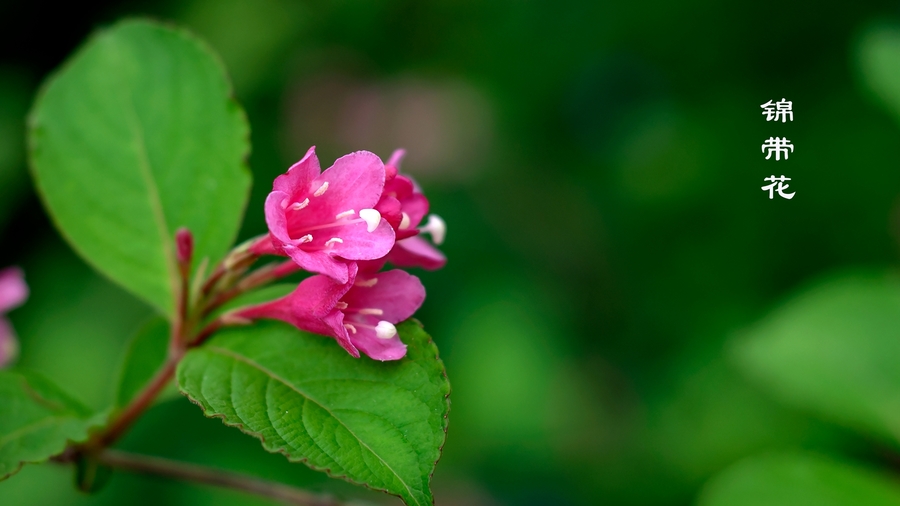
[4,1,900,505]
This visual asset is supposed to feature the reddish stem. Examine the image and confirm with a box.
[91,353,180,448]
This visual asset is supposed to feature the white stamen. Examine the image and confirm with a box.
[325,237,343,247]
[375,321,397,340]
[280,198,290,209]
[313,181,329,196]
[335,301,348,310]
[359,209,381,233]
[336,209,355,220]
[420,214,446,245]
[399,212,411,230]
[295,234,313,244]
[290,198,309,211]
[359,308,384,316]
[355,277,378,287]
[343,323,357,334]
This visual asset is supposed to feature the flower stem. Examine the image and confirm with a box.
[203,260,300,315]
[90,354,180,449]
[97,449,347,506]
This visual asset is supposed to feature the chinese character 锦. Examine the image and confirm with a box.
[761,98,793,122]
[761,137,794,161]
[762,175,795,200]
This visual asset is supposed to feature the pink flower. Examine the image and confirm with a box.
[375,149,446,270]
[252,147,396,283]
[0,267,28,368]
[234,263,425,361]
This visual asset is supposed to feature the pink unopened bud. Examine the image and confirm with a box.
[175,228,194,265]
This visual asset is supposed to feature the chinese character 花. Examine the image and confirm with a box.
[762,175,795,200]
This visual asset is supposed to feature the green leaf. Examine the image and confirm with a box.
[28,18,251,317]
[731,271,900,443]
[114,318,178,408]
[858,24,900,121]
[0,370,106,480]
[698,453,900,506]
[177,320,450,506]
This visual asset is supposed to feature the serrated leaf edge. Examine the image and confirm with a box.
[177,321,450,506]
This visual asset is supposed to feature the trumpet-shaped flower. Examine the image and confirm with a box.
[375,149,446,270]
[253,147,396,283]
[0,267,28,368]
[235,263,425,361]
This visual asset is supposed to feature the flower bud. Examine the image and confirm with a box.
[175,228,194,266]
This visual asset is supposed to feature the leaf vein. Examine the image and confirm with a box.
[206,345,423,504]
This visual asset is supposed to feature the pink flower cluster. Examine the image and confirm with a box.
[0,267,28,368]
[240,148,445,361]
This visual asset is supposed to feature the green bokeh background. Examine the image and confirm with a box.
[3,1,900,504]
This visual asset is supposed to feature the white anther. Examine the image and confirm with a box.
[343,323,357,334]
[359,209,382,233]
[359,308,384,316]
[335,209,356,220]
[313,181,329,197]
[355,277,378,287]
[335,301,348,310]
[375,321,397,340]
[420,214,446,245]
[399,212,411,230]
[325,237,344,247]
[296,234,313,244]
[290,198,309,211]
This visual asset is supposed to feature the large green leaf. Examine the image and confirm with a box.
[0,371,105,480]
[29,19,251,317]
[858,24,900,121]
[177,320,450,506]
[114,318,178,409]
[731,271,900,443]
[697,453,900,506]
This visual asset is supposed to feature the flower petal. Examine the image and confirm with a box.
[307,151,385,219]
[344,269,425,323]
[388,236,447,270]
[273,146,320,197]
[327,218,395,262]
[0,267,28,314]
[282,244,354,284]
[263,190,294,251]
[352,332,408,361]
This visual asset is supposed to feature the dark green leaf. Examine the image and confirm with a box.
[698,453,900,506]
[114,318,178,408]
[731,271,900,443]
[29,19,251,317]
[177,320,450,506]
[0,371,106,480]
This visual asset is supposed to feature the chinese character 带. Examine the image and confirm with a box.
[761,137,794,161]
[761,98,793,122]
[762,175,795,200]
